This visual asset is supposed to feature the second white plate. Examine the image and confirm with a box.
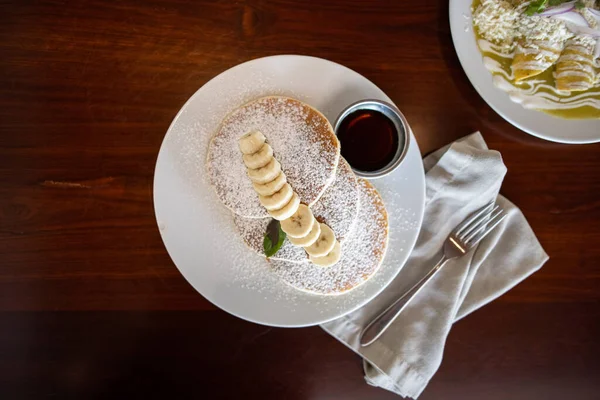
[154,55,426,327]
[450,0,600,144]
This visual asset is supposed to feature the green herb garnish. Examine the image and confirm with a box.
[525,0,548,16]
[263,219,286,258]
[525,0,581,15]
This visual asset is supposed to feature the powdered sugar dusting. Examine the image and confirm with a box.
[232,157,360,263]
[207,96,340,218]
[234,215,309,263]
[270,178,389,295]
[311,158,360,241]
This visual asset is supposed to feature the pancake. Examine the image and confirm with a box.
[310,158,360,241]
[207,96,340,218]
[234,158,360,263]
[270,178,389,295]
[234,217,308,263]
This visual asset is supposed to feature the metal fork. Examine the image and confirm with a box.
[359,202,507,347]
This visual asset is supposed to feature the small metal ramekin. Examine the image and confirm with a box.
[334,99,410,179]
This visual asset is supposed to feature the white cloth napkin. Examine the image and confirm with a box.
[321,132,549,399]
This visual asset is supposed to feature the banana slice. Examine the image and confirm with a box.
[305,223,336,257]
[253,172,287,197]
[280,204,315,238]
[269,192,300,221]
[259,183,293,211]
[310,240,341,267]
[243,144,273,169]
[289,219,321,247]
[238,131,266,155]
[247,158,281,184]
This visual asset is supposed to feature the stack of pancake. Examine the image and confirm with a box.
[207,96,389,295]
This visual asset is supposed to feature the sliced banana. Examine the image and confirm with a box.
[305,223,336,257]
[289,219,321,247]
[238,131,266,155]
[280,204,315,238]
[247,158,281,184]
[269,192,300,221]
[253,172,287,197]
[310,240,341,267]
[259,183,293,211]
[243,143,273,169]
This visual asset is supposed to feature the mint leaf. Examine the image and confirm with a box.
[263,220,286,258]
[275,222,286,251]
[575,0,585,9]
[263,234,273,256]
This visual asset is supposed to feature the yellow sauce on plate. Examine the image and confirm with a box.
[472,0,600,119]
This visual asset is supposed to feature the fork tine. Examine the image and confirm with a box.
[462,208,503,243]
[458,205,499,240]
[454,201,495,237]
[461,208,502,243]
[465,210,506,246]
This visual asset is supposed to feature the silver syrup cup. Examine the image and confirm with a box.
[334,99,410,179]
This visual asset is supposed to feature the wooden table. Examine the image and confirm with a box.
[1,1,599,398]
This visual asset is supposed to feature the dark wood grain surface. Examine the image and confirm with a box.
[1,0,599,399]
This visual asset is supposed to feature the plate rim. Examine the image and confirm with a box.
[153,54,426,327]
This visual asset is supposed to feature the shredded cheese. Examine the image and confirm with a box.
[473,0,578,54]
[472,0,520,51]
[516,15,573,43]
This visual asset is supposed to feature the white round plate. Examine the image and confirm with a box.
[450,0,600,144]
[154,55,425,327]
